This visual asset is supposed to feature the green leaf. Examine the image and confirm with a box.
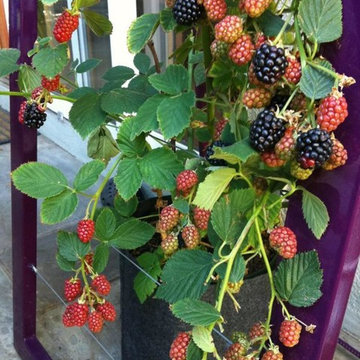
[117,117,146,157]
[139,148,183,190]
[56,253,76,272]
[158,91,195,139]
[134,252,162,303]
[149,64,188,95]
[110,219,155,249]
[130,94,166,140]
[12,162,67,199]
[194,63,206,86]
[156,250,213,303]
[186,341,203,360]
[93,244,110,273]
[127,13,160,54]
[208,60,232,91]
[69,87,97,99]
[257,10,288,37]
[274,251,323,307]
[57,231,90,262]
[212,139,257,164]
[114,194,138,217]
[133,52,151,74]
[82,9,113,36]
[193,168,236,211]
[173,198,190,214]
[17,65,41,93]
[102,65,135,83]
[114,158,142,201]
[76,58,102,73]
[32,44,68,78]
[171,299,221,326]
[40,0,59,4]
[301,188,330,239]
[216,253,246,283]
[0,49,20,77]
[96,207,116,240]
[40,190,78,224]
[77,0,100,8]
[70,93,107,139]
[298,0,342,43]
[73,160,105,191]
[160,8,177,32]
[192,326,215,353]
[299,61,335,100]
[101,88,149,114]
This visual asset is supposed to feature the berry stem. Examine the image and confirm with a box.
[279,87,299,115]
[147,40,161,74]
[136,214,159,220]
[268,184,298,210]
[276,295,291,319]
[0,90,76,103]
[311,41,318,60]
[273,13,293,45]
[294,18,307,70]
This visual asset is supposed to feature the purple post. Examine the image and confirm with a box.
[10,0,51,359]
[272,1,360,359]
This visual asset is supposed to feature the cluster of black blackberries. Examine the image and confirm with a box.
[24,102,47,129]
[205,140,228,166]
[172,0,204,25]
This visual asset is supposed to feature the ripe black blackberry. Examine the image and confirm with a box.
[296,128,333,168]
[252,43,288,84]
[266,93,289,112]
[24,102,47,129]
[249,109,286,152]
[172,0,204,25]
[206,140,228,166]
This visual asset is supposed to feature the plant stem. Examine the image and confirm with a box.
[60,75,78,89]
[311,41,318,60]
[0,90,76,103]
[307,61,341,80]
[273,13,293,45]
[137,214,159,220]
[268,185,297,210]
[294,18,307,70]
[279,87,299,115]
[147,40,161,74]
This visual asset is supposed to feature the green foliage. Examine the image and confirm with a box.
[194,63,206,86]
[114,194,138,217]
[76,58,102,73]
[102,66,135,83]
[298,0,343,43]
[192,326,215,353]
[187,341,203,360]
[82,9,113,36]
[208,60,233,91]
[57,231,90,262]
[160,8,177,32]
[17,65,41,93]
[93,244,110,273]
[156,250,213,303]
[173,198,190,214]
[117,118,147,157]
[171,299,221,326]
[133,53,151,74]
[212,139,257,164]
[257,10,288,37]
[40,0,58,4]
[77,0,100,8]
[74,160,105,191]
[274,251,323,307]
[56,253,76,272]
[216,252,246,283]
[96,208,117,240]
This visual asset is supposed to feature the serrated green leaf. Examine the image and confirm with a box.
[96,207,116,240]
[212,139,257,164]
[216,253,246,283]
[73,160,105,191]
[173,198,190,214]
[186,341,203,360]
[127,13,160,54]
[300,61,335,100]
[192,326,215,353]
[93,244,110,273]
[0,49,20,77]
[114,194,138,217]
[82,9,113,36]
[133,52,151,74]
[78,0,100,8]
[11,162,67,199]
[102,65,135,82]
[298,0,342,43]
[208,60,232,90]
[57,231,90,262]
[56,253,76,272]
[274,251,323,307]
[114,158,142,201]
[76,58,102,73]
[17,65,41,93]
[139,148,183,190]
[128,74,157,96]
[301,188,329,239]
[40,190,78,224]
[171,299,221,326]
[110,219,155,249]
[194,63,206,86]
[193,168,236,211]
[158,91,195,139]
[160,8,177,32]
[69,87,97,99]
[130,94,166,140]
[257,10,288,37]
[149,64,188,95]
[70,93,107,139]
[156,250,213,303]
[32,44,68,78]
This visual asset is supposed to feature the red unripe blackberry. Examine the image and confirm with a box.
[88,310,104,333]
[62,303,89,327]
[210,40,230,60]
[269,226,297,259]
[214,117,228,140]
[316,95,348,132]
[203,0,227,21]
[215,15,243,43]
[159,206,179,231]
[53,10,79,43]
[31,87,43,100]
[18,101,27,124]
[249,322,268,343]
[229,34,255,66]
[284,57,302,84]
[224,342,247,359]
[77,219,95,243]
[161,233,179,255]
[255,32,267,49]
[261,152,285,168]
[253,44,288,84]
[169,332,191,360]
[262,349,283,360]
[275,127,295,160]
[41,75,60,92]
[243,87,272,109]
[97,301,117,322]
[182,225,200,249]
[193,207,211,230]
[244,0,272,17]
[322,138,348,171]
[279,319,302,347]
[23,102,47,129]
[64,278,82,302]
[92,274,111,296]
[250,109,286,152]
[172,0,204,25]
[176,170,198,192]
[290,161,313,180]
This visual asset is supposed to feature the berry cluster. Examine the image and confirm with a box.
[172,0,204,25]
[53,10,80,43]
